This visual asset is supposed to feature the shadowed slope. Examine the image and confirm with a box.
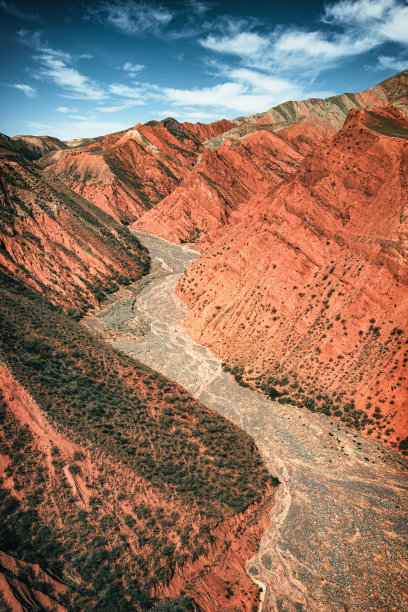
[0,137,150,312]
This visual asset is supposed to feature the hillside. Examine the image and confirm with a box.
[134,71,408,246]
[132,128,302,246]
[0,272,273,611]
[44,118,234,224]
[11,135,68,161]
[177,106,408,448]
[0,136,149,313]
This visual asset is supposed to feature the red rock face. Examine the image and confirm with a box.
[177,106,408,448]
[0,141,149,311]
[45,118,235,224]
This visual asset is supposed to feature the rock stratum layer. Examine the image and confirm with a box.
[178,106,408,448]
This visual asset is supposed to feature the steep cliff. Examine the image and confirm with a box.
[178,106,408,448]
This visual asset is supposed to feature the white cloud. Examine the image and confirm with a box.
[55,106,73,113]
[87,0,173,35]
[122,61,144,74]
[25,118,130,140]
[97,99,147,112]
[35,55,105,99]
[323,0,396,24]
[163,70,305,115]
[123,61,144,72]
[8,83,36,97]
[201,31,269,58]
[199,0,408,77]
[109,83,145,100]
[375,54,408,71]
[17,30,105,100]
[273,29,376,66]
[323,0,408,44]
[379,5,408,43]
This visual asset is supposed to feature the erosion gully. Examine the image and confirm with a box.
[83,232,408,612]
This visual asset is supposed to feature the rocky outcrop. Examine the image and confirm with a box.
[0,139,149,311]
[178,106,408,448]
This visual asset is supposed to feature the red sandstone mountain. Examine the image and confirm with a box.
[134,71,408,246]
[132,126,302,246]
[0,133,149,312]
[177,106,408,448]
[44,118,233,224]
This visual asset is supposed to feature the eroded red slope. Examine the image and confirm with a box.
[0,138,149,311]
[177,106,408,448]
[134,72,408,247]
[133,127,302,246]
[45,118,234,224]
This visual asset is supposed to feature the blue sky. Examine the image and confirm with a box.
[1,0,407,139]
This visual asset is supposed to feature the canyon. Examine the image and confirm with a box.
[84,232,408,611]
[0,70,407,610]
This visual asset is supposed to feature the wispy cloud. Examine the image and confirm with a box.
[97,99,148,112]
[122,61,144,76]
[201,30,269,58]
[374,54,408,71]
[0,0,41,22]
[188,0,210,15]
[109,83,145,100]
[323,0,408,44]
[17,29,105,100]
[199,0,408,75]
[55,106,76,113]
[163,69,305,115]
[25,118,130,140]
[86,0,173,35]
[8,83,36,97]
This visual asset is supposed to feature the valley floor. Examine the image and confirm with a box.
[83,232,408,612]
